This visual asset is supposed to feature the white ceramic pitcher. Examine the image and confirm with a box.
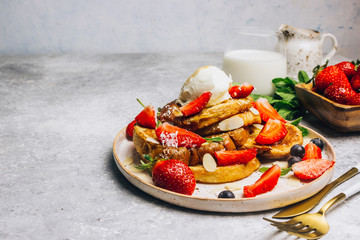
[279,24,338,78]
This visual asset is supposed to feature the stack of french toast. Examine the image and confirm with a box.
[131,66,303,184]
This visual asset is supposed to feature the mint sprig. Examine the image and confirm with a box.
[290,117,309,136]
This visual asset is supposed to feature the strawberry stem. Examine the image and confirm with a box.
[135,154,158,176]
[352,59,360,71]
[311,60,329,82]
[136,98,146,108]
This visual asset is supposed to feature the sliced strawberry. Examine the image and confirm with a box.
[215,149,257,166]
[152,159,196,195]
[255,119,288,145]
[135,105,156,129]
[302,142,322,160]
[180,91,212,116]
[229,82,254,98]
[292,159,335,180]
[243,165,281,197]
[252,98,286,123]
[155,122,206,148]
[126,120,137,140]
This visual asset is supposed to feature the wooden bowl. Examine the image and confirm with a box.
[295,83,360,132]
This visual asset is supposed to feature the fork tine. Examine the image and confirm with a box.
[272,223,314,233]
[264,218,322,239]
[263,217,298,226]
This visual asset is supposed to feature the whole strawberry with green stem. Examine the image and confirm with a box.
[137,155,196,195]
[312,60,351,94]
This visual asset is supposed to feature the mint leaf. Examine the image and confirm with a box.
[290,117,303,126]
[251,94,274,102]
[297,125,309,137]
[272,77,297,89]
[281,168,292,176]
[204,137,224,142]
[275,91,297,102]
[290,117,309,137]
[259,166,291,176]
[259,167,269,173]
[298,70,310,84]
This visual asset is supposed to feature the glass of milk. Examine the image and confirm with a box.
[222,27,287,96]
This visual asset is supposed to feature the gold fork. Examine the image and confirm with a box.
[264,180,360,239]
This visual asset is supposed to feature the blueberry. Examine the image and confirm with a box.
[218,190,235,198]
[310,138,324,150]
[288,156,302,167]
[290,144,305,158]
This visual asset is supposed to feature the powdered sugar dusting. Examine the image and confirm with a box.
[159,131,179,147]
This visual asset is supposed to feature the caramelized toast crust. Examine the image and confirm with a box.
[159,97,253,131]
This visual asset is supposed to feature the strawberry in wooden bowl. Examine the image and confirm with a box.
[295,60,360,132]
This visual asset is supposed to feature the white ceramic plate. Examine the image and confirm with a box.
[113,126,335,213]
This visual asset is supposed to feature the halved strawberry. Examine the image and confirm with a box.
[180,91,212,116]
[135,105,156,129]
[243,164,281,197]
[215,149,257,166]
[155,122,206,148]
[126,120,137,140]
[229,82,254,98]
[255,119,288,145]
[302,142,322,160]
[252,98,286,123]
[292,159,335,180]
[152,159,196,195]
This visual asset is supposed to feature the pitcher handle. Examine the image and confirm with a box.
[321,33,338,64]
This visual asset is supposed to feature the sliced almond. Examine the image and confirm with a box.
[225,182,243,191]
[273,161,288,169]
[146,137,160,144]
[202,153,217,172]
[253,123,264,130]
[218,116,244,131]
[250,107,259,115]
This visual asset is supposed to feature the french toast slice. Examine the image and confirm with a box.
[190,158,260,183]
[133,124,260,183]
[159,97,253,132]
[242,123,303,160]
[195,110,261,136]
[133,125,238,166]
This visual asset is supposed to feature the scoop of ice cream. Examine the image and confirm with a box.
[178,66,233,107]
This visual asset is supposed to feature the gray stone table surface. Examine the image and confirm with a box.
[1,53,360,240]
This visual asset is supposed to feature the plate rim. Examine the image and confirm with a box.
[113,125,336,211]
